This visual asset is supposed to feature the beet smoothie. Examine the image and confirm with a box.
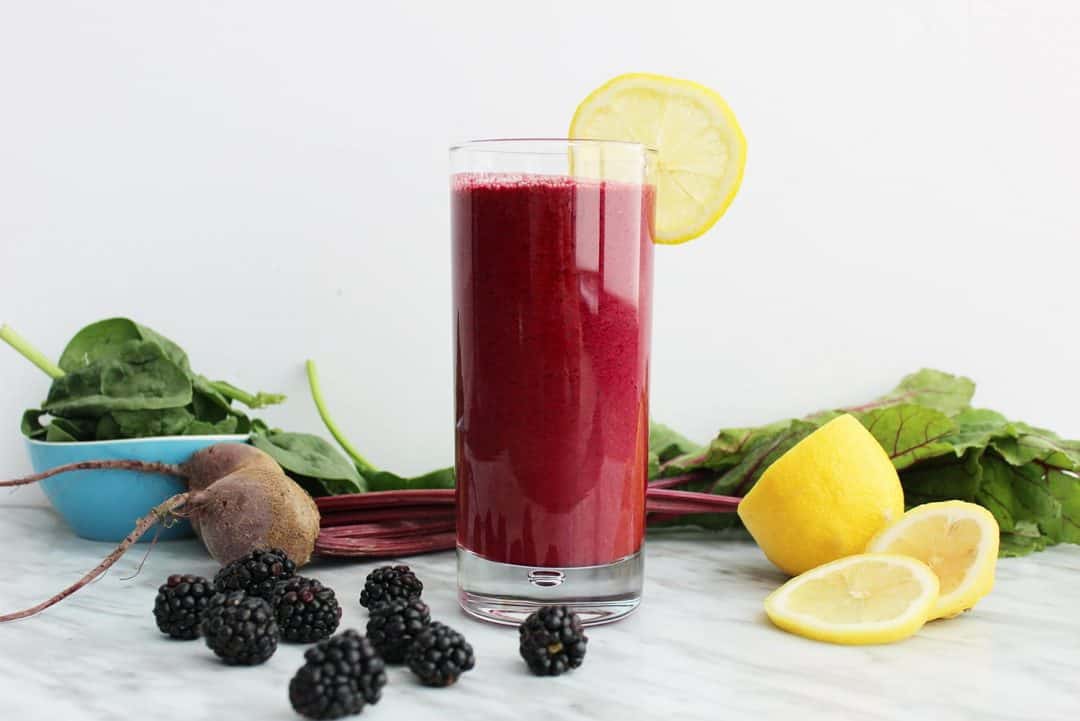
[452,173,654,568]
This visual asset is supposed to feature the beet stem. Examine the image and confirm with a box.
[648,470,712,489]
[0,460,186,487]
[0,492,190,623]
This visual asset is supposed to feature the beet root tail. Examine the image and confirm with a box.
[0,493,190,623]
[0,460,186,487]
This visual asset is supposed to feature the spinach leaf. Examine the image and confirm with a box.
[191,375,232,421]
[105,407,195,438]
[46,416,97,442]
[44,340,192,416]
[21,409,46,440]
[185,416,241,436]
[45,421,81,442]
[58,318,190,373]
[367,467,456,492]
[251,431,365,495]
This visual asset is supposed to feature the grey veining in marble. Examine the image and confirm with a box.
[1,501,1079,721]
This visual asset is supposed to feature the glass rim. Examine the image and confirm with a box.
[449,137,658,156]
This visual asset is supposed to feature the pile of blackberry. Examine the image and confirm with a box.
[356,564,475,687]
[154,555,595,717]
[151,547,341,665]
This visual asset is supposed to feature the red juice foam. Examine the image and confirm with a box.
[452,173,654,567]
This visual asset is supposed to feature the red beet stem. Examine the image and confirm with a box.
[645,488,741,514]
[0,460,186,487]
[312,486,742,559]
[316,530,458,558]
[319,507,455,527]
[648,470,712,489]
[319,519,457,539]
[0,492,190,623]
[315,489,455,511]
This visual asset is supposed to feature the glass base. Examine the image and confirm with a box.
[456,546,643,627]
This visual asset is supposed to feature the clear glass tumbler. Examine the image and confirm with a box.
[451,139,656,625]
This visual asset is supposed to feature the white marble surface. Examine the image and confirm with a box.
[1,501,1079,721]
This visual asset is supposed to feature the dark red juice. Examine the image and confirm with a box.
[452,173,654,567]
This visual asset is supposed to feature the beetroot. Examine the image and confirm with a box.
[0,444,319,622]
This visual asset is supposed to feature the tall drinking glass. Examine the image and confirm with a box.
[451,139,656,625]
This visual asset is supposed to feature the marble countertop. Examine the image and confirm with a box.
[1,501,1079,721]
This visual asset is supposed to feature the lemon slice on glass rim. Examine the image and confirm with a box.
[764,553,940,645]
[569,73,747,244]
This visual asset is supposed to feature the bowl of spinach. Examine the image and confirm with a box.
[5,318,289,541]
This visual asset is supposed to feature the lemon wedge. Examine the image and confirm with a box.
[764,553,939,645]
[569,73,747,244]
[866,501,999,619]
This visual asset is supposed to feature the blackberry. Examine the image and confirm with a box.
[358,565,422,610]
[152,574,214,640]
[201,591,279,665]
[213,548,296,600]
[289,630,387,720]
[366,597,430,663]
[518,606,588,676]
[405,622,475,687]
[271,576,342,643]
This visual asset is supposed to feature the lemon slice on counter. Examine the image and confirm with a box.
[764,553,940,645]
[866,501,999,619]
[569,73,747,244]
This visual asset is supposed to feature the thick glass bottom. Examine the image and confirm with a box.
[456,546,643,627]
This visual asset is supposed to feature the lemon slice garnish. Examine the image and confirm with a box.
[765,553,940,645]
[569,73,747,244]
[866,501,999,619]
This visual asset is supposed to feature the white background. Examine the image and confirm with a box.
[1,0,1077,505]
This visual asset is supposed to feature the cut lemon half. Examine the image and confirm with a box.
[866,501,999,619]
[737,414,905,577]
[764,553,939,645]
[569,73,747,244]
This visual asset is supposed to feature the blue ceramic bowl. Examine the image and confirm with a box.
[24,434,249,542]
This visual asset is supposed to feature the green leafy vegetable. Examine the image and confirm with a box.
[367,468,456,492]
[20,409,46,440]
[844,368,976,416]
[205,380,286,410]
[856,404,956,470]
[251,431,365,495]
[57,317,191,373]
[43,340,193,417]
[656,369,1080,558]
[6,319,288,444]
